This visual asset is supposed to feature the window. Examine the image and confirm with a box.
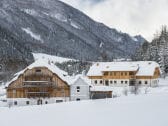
[76,86,80,93]
[36,69,41,73]
[121,72,123,76]
[100,80,103,84]
[45,101,48,104]
[14,101,17,105]
[26,101,30,105]
[125,72,127,76]
[114,72,116,76]
[104,72,108,76]
[95,80,97,84]
[76,98,80,101]
[121,81,123,84]
[114,81,117,84]
[110,81,113,84]
[56,100,63,103]
[145,81,148,84]
[125,81,128,84]
[129,72,134,75]
[139,81,142,84]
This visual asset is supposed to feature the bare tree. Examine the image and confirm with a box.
[123,88,128,96]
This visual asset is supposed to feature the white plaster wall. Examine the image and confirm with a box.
[7,97,70,107]
[91,79,129,87]
[70,78,90,101]
[136,79,158,87]
[91,79,104,86]
[108,79,129,87]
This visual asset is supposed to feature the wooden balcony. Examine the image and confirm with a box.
[26,92,50,98]
[130,75,136,79]
[23,81,57,88]
[24,73,52,77]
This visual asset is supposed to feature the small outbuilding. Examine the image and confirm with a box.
[70,75,91,101]
[90,86,113,99]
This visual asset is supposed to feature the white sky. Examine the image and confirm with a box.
[60,0,168,41]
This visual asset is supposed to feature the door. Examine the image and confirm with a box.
[105,80,109,86]
[37,99,42,105]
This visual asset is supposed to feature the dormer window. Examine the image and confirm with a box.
[36,69,41,73]
[104,72,108,76]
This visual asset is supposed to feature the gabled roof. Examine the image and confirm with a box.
[87,61,160,77]
[6,59,68,87]
[67,74,91,86]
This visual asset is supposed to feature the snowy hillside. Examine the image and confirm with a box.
[1,93,168,126]
[33,53,76,63]
[0,0,145,82]
[0,0,145,62]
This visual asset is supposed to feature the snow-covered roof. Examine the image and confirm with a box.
[67,74,91,86]
[90,86,113,92]
[135,61,160,76]
[6,59,68,87]
[87,61,160,77]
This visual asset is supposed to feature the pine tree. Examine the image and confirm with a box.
[134,25,168,77]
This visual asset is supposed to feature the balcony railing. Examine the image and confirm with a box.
[24,73,52,77]
[23,81,57,88]
[130,75,136,79]
[26,92,50,98]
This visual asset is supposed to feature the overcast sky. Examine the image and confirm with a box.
[60,0,168,41]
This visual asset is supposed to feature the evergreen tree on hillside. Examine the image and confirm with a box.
[134,26,168,77]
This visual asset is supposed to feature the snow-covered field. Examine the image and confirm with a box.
[0,93,168,126]
[0,78,168,126]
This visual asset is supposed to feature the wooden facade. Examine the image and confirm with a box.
[90,91,112,99]
[7,67,70,99]
[88,71,137,80]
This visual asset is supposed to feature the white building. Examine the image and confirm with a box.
[87,61,161,87]
[69,75,91,101]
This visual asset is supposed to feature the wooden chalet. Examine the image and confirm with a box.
[6,60,70,105]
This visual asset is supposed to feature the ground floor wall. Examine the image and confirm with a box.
[91,79,130,87]
[7,97,70,107]
[135,79,159,87]
[70,94,90,101]
[90,78,159,87]
[90,91,112,99]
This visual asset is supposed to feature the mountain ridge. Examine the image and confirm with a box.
[0,0,146,81]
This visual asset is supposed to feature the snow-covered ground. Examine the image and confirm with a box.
[0,84,5,97]
[0,93,168,126]
[0,78,168,126]
[33,53,76,63]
